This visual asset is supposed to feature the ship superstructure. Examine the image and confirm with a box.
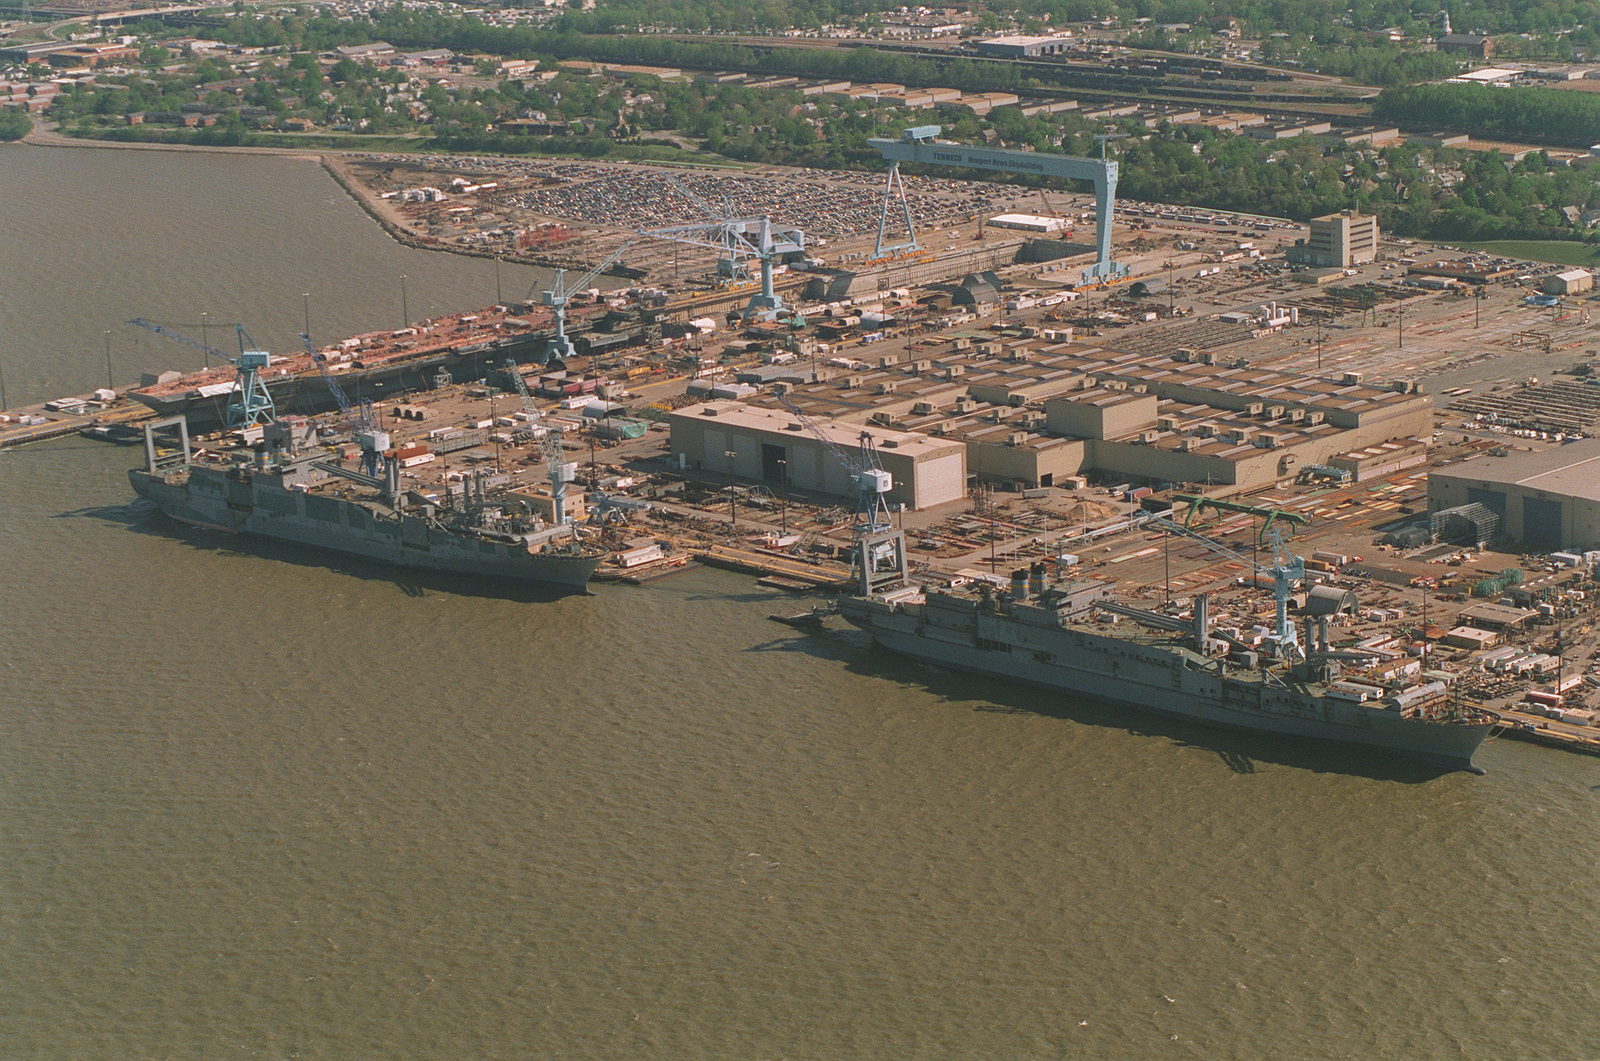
[129,415,605,591]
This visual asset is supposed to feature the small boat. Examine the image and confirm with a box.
[79,423,146,445]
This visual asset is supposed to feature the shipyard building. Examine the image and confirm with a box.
[668,401,968,511]
[1290,210,1379,269]
[971,34,1075,58]
[1428,439,1600,551]
[675,336,1433,503]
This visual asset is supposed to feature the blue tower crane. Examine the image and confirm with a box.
[128,317,275,429]
[304,330,387,478]
[528,243,635,367]
[774,391,906,594]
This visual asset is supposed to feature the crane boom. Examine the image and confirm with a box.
[663,173,725,224]
[527,241,634,365]
[503,357,541,420]
[774,391,892,533]
[501,356,577,523]
[129,317,233,364]
[303,331,354,420]
[306,331,385,476]
[775,391,861,474]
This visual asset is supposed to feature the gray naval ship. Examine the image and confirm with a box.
[837,525,1495,772]
[129,416,606,591]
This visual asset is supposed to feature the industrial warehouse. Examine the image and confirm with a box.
[1429,438,1600,551]
[669,334,1432,498]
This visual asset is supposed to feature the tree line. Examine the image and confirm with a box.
[1374,82,1600,148]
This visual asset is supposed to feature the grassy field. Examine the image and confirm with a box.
[1449,240,1600,267]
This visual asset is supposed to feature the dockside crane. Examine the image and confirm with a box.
[505,357,579,524]
[774,391,906,594]
[304,331,386,478]
[1146,514,1304,662]
[128,317,275,429]
[541,423,578,526]
[643,214,805,321]
[530,243,633,367]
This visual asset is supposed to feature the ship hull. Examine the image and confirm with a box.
[840,595,1492,772]
[130,332,549,425]
[131,467,603,591]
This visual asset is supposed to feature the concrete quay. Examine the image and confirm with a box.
[0,395,155,450]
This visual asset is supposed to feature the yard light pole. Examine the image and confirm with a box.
[776,457,788,534]
[104,330,114,390]
[400,273,409,328]
[725,448,737,531]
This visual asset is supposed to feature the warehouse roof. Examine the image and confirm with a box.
[679,400,964,459]
[1456,602,1539,629]
[1434,438,1600,502]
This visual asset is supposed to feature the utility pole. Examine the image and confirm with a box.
[1397,303,1404,350]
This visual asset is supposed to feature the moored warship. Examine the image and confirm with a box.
[127,302,638,426]
[129,416,605,591]
[838,528,1495,772]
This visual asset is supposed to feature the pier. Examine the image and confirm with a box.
[0,394,156,449]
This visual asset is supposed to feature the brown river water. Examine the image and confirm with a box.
[1,142,1597,1059]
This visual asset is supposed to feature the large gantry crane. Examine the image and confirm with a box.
[644,214,806,322]
[128,317,275,429]
[867,125,1128,285]
[775,392,907,594]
